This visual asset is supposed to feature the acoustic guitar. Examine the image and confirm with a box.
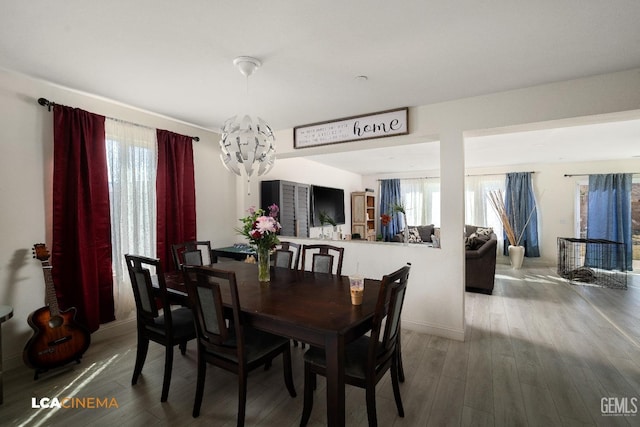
[23,244,91,378]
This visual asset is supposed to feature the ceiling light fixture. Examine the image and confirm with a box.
[219,56,276,194]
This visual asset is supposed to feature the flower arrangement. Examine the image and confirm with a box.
[238,204,281,283]
[487,189,536,247]
[237,204,281,250]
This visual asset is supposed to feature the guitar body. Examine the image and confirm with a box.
[23,305,91,371]
[23,244,92,378]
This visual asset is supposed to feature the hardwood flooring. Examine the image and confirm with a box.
[3,265,639,426]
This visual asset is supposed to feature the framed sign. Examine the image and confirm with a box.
[293,107,408,149]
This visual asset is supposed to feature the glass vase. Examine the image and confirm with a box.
[257,246,271,283]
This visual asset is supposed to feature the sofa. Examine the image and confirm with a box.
[391,224,435,244]
[465,224,497,294]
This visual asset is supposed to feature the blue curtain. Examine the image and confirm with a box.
[586,174,632,271]
[380,179,402,241]
[504,172,540,256]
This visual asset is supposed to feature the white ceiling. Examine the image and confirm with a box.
[2,1,640,174]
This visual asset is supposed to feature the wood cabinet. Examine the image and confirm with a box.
[261,180,310,237]
[351,191,376,241]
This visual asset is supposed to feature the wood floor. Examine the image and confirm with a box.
[3,265,639,426]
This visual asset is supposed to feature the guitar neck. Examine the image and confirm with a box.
[42,264,61,317]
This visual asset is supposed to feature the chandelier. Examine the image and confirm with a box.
[219,56,276,186]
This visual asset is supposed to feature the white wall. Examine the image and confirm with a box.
[0,69,227,369]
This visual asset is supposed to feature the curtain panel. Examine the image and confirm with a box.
[400,178,441,228]
[586,173,632,271]
[106,119,157,320]
[156,129,197,270]
[504,172,540,257]
[379,179,402,241]
[52,105,115,332]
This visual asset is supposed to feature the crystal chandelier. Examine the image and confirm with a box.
[219,56,276,187]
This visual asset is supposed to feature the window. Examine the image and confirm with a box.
[465,174,505,253]
[576,178,640,268]
[106,119,158,319]
[400,178,440,227]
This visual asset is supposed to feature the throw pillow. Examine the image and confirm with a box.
[415,224,434,242]
[475,227,493,237]
[467,232,489,250]
[407,227,423,243]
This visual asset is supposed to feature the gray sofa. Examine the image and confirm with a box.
[464,225,497,294]
[391,224,435,243]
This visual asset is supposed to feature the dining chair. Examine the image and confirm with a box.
[273,241,301,269]
[300,244,344,276]
[171,240,216,271]
[124,254,196,402]
[183,265,297,425]
[300,263,411,427]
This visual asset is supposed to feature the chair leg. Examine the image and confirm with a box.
[300,363,314,427]
[237,372,248,427]
[132,334,149,385]
[365,378,378,427]
[192,352,206,418]
[179,340,187,355]
[391,356,405,417]
[282,346,297,397]
[160,345,174,402]
[397,332,405,383]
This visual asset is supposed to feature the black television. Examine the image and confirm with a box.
[311,185,346,226]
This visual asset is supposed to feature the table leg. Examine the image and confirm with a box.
[325,333,345,427]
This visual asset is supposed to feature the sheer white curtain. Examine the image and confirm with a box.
[105,119,157,320]
[465,174,504,252]
[400,178,441,226]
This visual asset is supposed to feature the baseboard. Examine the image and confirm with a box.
[402,319,465,342]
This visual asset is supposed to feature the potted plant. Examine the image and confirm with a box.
[390,202,409,246]
[487,190,537,269]
[319,211,337,239]
[237,204,281,283]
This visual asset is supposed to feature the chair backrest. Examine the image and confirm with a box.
[183,265,245,359]
[369,264,411,367]
[172,240,214,270]
[125,254,172,330]
[275,241,301,269]
[301,244,345,275]
[273,249,294,269]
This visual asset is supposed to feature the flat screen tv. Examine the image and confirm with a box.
[311,185,346,226]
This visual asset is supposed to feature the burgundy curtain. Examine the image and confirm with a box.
[156,129,196,271]
[52,105,115,332]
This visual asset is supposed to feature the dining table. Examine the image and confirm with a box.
[163,260,381,427]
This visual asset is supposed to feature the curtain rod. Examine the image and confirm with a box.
[564,173,640,177]
[37,97,200,141]
[376,171,536,180]
[466,171,536,177]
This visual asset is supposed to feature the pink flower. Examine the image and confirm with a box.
[268,204,279,218]
[255,216,277,234]
[247,206,256,215]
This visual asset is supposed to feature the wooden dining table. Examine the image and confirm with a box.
[163,260,381,427]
